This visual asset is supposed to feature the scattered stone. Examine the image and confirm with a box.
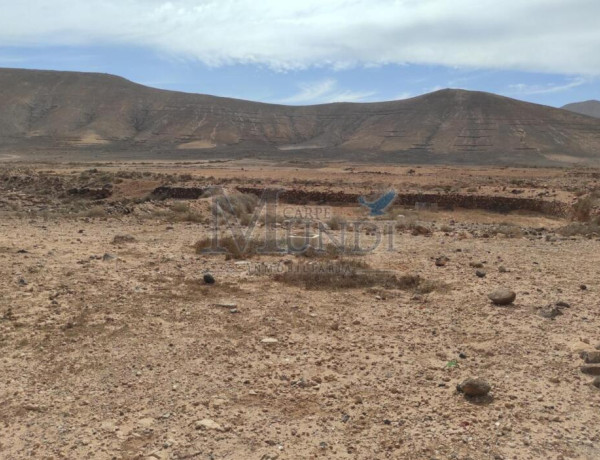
[580,284,587,290]
[457,378,491,397]
[581,351,600,364]
[112,234,136,244]
[102,253,115,261]
[18,277,28,286]
[538,305,563,319]
[488,288,516,306]
[592,377,600,389]
[475,270,486,278]
[555,301,570,308]
[195,419,223,431]
[580,364,600,376]
[459,352,467,359]
[435,256,449,267]
[498,266,507,273]
[261,338,278,344]
[17,249,28,254]
[469,262,484,268]
[203,273,215,284]
[595,343,600,351]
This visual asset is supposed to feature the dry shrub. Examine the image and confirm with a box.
[215,192,259,221]
[487,223,523,238]
[557,220,600,237]
[194,235,281,260]
[84,206,107,218]
[274,262,448,292]
[327,215,347,231]
[572,194,596,222]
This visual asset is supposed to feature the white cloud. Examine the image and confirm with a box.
[1,1,600,74]
[508,77,588,95]
[278,79,376,104]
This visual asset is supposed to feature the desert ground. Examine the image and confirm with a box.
[1,160,600,459]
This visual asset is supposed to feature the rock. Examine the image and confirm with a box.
[581,351,600,364]
[488,288,516,306]
[595,343,600,351]
[102,253,115,261]
[435,256,449,267]
[475,270,486,278]
[457,378,491,397]
[469,262,484,268]
[459,352,467,359]
[580,364,600,376]
[538,305,563,319]
[580,284,587,290]
[203,273,215,284]
[112,234,136,244]
[498,266,507,273]
[195,418,223,431]
[18,277,28,286]
[555,301,571,308]
[592,377,600,389]
[261,337,278,344]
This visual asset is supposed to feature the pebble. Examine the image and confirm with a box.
[538,305,563,319]
[195,418,223,431]
[488,288,516,306]
[261,338,278,344]
[457,378,491,397]
[203,273,215,284]
[592,377,600,389]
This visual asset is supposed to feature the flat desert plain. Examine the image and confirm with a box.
[0,161,599,460]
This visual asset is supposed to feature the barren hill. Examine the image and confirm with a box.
[2,67,600,164]
[562,100,600,119]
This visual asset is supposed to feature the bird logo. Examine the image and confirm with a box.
[358,189,397,216]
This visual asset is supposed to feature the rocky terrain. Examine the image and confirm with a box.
[1,161,600,459]
[3,68,600,165]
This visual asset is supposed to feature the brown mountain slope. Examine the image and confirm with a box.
[562,100,600,119]
[2,67,600,164]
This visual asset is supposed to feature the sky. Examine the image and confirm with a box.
[0,0,598,107]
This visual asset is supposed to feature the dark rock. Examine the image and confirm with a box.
[555,301,570,308]
[592,377,600,389]
[488,288,516,305]
[538,305,563,319]
[435,256,449,267]
[112,234,136,244]
[580,284,587,290]
[457,378,491,397]
[102,253,115,261]
[580,364,600,376]
[498,266,507,273]
[203,273,215,284]
[18,278,27,286]
[459,352,467,359]
[475,270,486,278]
[582,351,600,364]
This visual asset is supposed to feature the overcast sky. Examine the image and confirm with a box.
[0,0,598,106]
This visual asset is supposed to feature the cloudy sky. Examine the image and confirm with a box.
[0,0,598,106]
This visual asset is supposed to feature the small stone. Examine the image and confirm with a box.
[195,419,223,431]
[582,351,600,364]
[112,234,136,244]
[459,352,467,359]
[555,301,570,308]
[435,256,449,267]
[102,253,115,261]
[261,337,278,344]
[488,288,516,306]
[592,377,600,389]
[18,278,28,286]
[457,378,491,397]
[203,273,215,284]
[538,305,563,319]
[580,284,587,290]
[498,266,507,273]
[475,270,486,278]
[580,364,600,376]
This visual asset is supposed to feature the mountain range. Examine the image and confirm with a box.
[1,67,600,165]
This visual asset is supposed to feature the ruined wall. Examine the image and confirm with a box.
[151,185,571,217]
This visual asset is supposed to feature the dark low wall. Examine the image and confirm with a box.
[151,185,571,217]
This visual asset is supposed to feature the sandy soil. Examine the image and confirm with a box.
[0,162,599,459]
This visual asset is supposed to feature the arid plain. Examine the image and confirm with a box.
[1,160,600,460]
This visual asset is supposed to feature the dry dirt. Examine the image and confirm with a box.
[1,161,599,460]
